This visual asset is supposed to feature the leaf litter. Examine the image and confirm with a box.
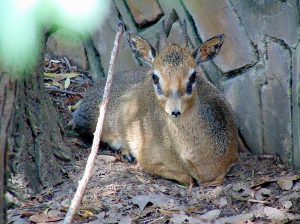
[7,56,300,224]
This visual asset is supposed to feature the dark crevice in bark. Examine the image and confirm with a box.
[6,33,73,196]
[0,73,16,224]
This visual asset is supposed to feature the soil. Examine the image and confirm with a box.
[7,57,300,224]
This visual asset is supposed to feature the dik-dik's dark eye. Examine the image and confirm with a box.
[189,71,197,84]
[152,73,164,96]
[186,71,197,95]
[152,73,159,84]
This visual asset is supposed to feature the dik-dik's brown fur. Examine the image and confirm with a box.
[72,21,238,186]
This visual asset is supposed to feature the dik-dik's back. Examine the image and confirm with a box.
[73,21,238,186]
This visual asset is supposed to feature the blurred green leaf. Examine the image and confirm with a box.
[64,77,71,89]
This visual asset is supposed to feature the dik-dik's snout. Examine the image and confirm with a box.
[166,105,182,118]
[165,92,182,118]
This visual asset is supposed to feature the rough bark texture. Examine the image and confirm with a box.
[6,35,72,195]
[0,72,15,224]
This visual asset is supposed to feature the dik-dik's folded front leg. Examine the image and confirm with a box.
[155,165,192,186]
[137,149,192,185]
[102,132,136,163]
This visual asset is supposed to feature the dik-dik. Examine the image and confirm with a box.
[72,21,238,186]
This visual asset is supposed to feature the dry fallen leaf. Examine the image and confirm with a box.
[29,213,62,223]
[97,155,117,164]
[44,72,56,78]
[292,181,300,191]
[64,95,82,105]
[277,192,300,203]
[234,220,255,224]
[44,81,63,90]
[131,194,178,211]
[119,216,134,224]
[232,183,253,197]
[159,208,180,216]
[170,211,202,224]
[47,209,64,217]
[78,209,94,219]
[54,72,81,82]
[135,175,151,184]
[198,209,221,220]
[254,188,271,200]
[20,211,37,217]
[252,205,300,221]
[277,175,300,191]
[215,213,254,224]
[68,103,81,112]
[262,206,287,220]
[280,200,293,209]
[217,197,228,208]
[61,198,71,208]
[153,184,168,192]
[251,176,276,188]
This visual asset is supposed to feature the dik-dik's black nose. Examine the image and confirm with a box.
[171,110,181,118]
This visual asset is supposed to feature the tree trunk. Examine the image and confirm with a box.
[0,73,15,224]
[0,33,72,211]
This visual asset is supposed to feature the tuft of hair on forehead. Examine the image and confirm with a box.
[159,44,192,69]
[163,49,184,67]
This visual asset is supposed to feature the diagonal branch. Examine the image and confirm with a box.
[63,23,125,224]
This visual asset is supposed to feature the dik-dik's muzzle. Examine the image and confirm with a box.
[166,90,182,118]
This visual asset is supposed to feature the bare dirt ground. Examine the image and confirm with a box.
[7,57,300,224]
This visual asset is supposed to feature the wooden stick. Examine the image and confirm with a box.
[45,86,83,96]
[63,23,125,224]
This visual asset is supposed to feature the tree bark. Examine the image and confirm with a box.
[0,34,73,224]
[0,73,15,224]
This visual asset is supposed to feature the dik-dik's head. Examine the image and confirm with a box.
[127,20,224,118]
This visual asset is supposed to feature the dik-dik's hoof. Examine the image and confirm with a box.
[123,153,136,163]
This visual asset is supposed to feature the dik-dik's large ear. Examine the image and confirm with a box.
[193,34,224,64]
[127,32,156,67]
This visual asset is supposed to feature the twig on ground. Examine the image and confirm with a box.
[248,199,269,204]
[45,86,83,96]
[149,217,166,224]
[63,23,125,224]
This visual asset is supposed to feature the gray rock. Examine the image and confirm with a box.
[46,29,88,70]
[231,0,299,46]
[139,19,163,50]
[141,19,187,48]
[91,2,138,74]
[114,0,137,32]
[83,36,105,82]
[261,40,292,162]
[125,0,164,28]
[223,69,264,154]
[181,0,257,73]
